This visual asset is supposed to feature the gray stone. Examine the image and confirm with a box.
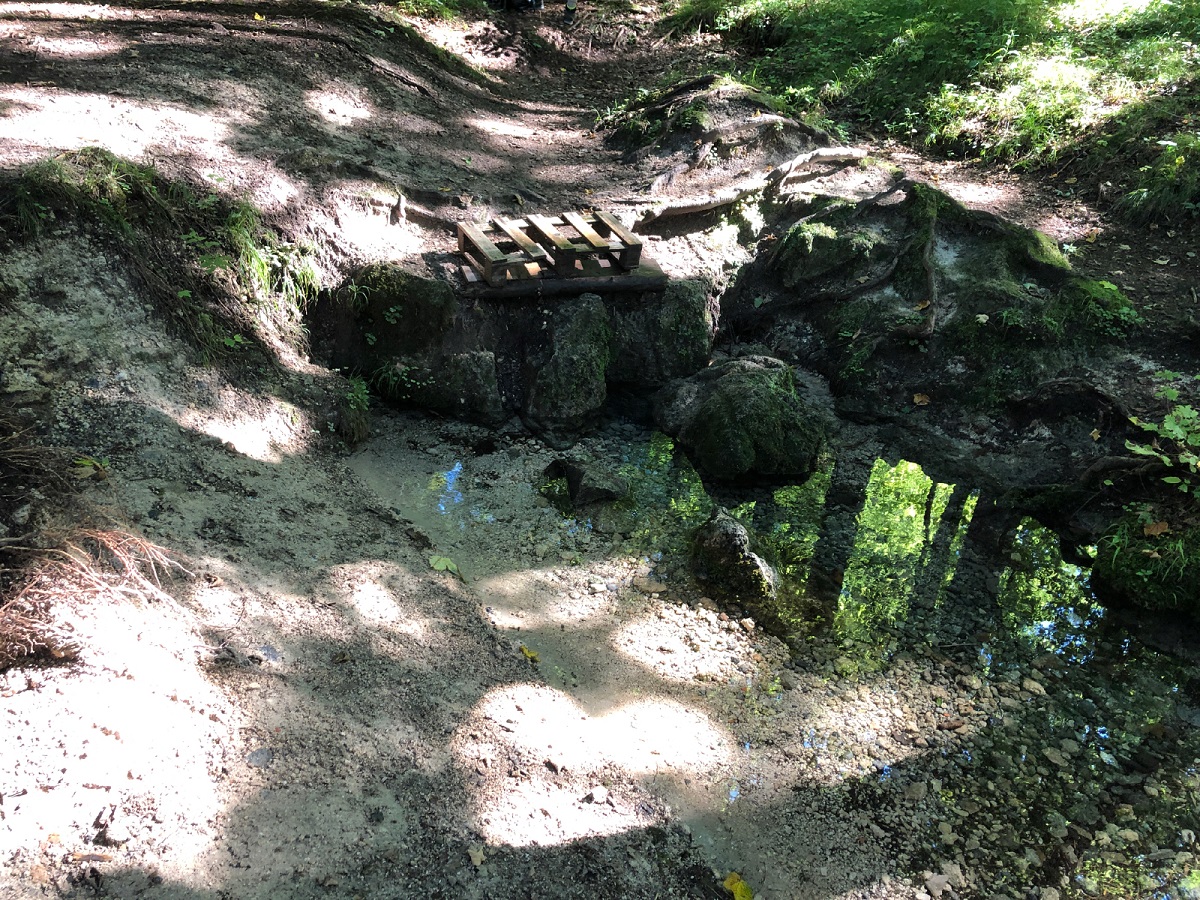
[692,508,781,631]
[607,279,714,388]
[522,295,611,448]
[654,356,826,480]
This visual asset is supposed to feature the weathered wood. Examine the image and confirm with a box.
[459,210,651,287]
[592,211,642,268]
[462,259,667,298]
[494,217,549,261]
[562,211,611,250]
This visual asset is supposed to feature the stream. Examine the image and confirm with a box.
[347,410,1200,899]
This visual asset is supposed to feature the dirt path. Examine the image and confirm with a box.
[1,3,1198,899]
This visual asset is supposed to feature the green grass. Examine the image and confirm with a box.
[0,148,319,359]
[670,0,1200,220]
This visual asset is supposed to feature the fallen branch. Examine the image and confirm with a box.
[637,178,769,227]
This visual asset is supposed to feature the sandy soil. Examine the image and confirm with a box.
[1,2,1198,899]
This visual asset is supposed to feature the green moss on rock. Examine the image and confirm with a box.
[523,294,612,448]
[343,264,457,357]
[608,280,714,387]
[776,217,887,287]
[654,356,826,480]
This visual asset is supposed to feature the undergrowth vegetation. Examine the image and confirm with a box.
[668,0,1200,221]
[0,147,318,359]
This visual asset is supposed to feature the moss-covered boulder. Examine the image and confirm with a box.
[374,351,506,426]
[345,263,457,357]
[653,356,826,480]
[692,508,783,632]
[522,294,612,449]
[775,214,892,288]
[1093,517,1200,618]
[607,280,715,388]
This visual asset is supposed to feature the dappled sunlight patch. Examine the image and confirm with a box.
[612,604,754,684]
[459,684,733,846]
[0,559,236,887]
[327,191,426,262]
[153,389,310,463]
[306,86,374,127]
[327,561,431,640]
[476,570,614,630]
[2,33,132,58]
[0,88,232,164]
[469,117,539,139]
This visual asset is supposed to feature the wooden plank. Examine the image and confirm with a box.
[462,258,668,298]
[562,211,611,250]
[458,222,506,262]
[592,210,641,249]
[527,213,582,253]
[590,211,642,268]
[494,218,549,261]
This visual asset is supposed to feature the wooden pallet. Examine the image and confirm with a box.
[458,211,653,290]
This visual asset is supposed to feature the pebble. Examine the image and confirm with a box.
[1021,677,1046,696]
[1042,747,1068,767]
[633,574,668,593]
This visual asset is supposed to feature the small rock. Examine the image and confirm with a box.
[11,504,31,526]
[903,781,928,802]
[1021,678,1046,696]
[584,785,608,804]
[633,574,669,594]
[1042,747,1068,767]
[779,671,799,691]
[739,618,755,634]
[925,872,951,897]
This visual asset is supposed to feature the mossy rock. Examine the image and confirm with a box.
[775,217,890,288]
[692,508,784,633]
[654,356,826,480]
[608,280,714,388]
[1093,518,1200,618]
[374,352,506,426]
[522,294,612,449]
[341,263,457,358]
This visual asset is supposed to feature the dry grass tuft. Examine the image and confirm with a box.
[0,528,191,671]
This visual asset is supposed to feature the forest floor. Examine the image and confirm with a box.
[1,2,1198,899]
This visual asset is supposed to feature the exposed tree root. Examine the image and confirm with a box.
[650,141,713,195]
[638,148,868,227]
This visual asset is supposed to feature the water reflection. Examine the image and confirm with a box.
[837,459,977,648]
[995,518,1102,662]
[433,460,464,515]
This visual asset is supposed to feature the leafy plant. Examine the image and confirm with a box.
[429,554,462,578]
[1126,373,1200,493]
[344,376,370,412]
[72,456,111,481]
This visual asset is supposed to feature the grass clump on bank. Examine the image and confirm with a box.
[0,148,318,359]
[671,0,1200,220]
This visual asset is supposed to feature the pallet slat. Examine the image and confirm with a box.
[458,210,653,290]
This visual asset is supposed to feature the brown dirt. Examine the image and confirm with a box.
[0,2,1197,899]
